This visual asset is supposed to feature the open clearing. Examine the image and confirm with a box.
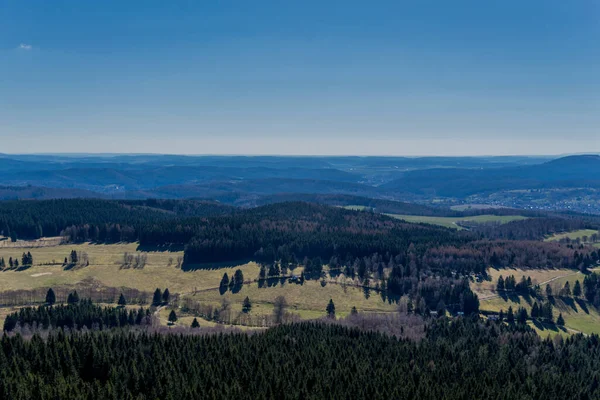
[189,280,396,318]
[475,267,600,336]
[544,229,599,243]
[0,242,263,294]
[386,214,527,229]
[0,242,395,326]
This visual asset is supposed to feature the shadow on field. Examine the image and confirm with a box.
[560,297,579,312]
[576,298,590,314]
[532,319,565,333]
[182,259,252,271]
[136,244,185,253]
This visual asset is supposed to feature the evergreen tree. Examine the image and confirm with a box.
[45,288,56,305]
[574,280,582,297]
[506,306,514,323]
[546,284,553,298]
[67,291,80,304]
[326,299,336,319]
[531,302,540,319]
[242,297,252,313]
[162,288,170,304]
[351,306,358,315]
[557,313,565,326]
[191,317,200,328]
[152,288,163,306]
[543,302,554,323]
[496,276,505,291]
[70,250,78,265]
[118,293,127,307]
[219,273,229,295]
[516,307,528,324]
[168,310,178,325]
[233,269,244,289]
[561,281,571,297]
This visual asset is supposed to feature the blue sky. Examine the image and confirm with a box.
[1,0,598,155]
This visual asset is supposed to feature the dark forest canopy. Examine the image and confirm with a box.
[0,199,596,274]
[1,319,600,399]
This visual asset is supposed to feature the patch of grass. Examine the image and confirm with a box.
[544,229,599,243]
[188,280,396,319]
[385,214,527,229]
[472,267,579,298]
[480,292,600,335]
[0,242,261,294]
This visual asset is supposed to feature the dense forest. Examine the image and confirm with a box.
[3,300,152,332]
[1,319,600,399]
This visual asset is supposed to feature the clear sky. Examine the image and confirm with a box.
[1,0,598,155]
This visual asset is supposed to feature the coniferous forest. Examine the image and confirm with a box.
[1,318,600,399]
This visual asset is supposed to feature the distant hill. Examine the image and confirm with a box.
[382,155,600,197]
[0,186,107,200]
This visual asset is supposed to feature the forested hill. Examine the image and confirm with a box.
[0,199,235,240]
[2,319,600,399]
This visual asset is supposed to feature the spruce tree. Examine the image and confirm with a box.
[497,276,505,291]
[219,273,229,295]
[118,293,127,307]
[152,288,162,306]
[68,291,80,304]
[162,288,170,304]
[516,307,528,324]
[191,318,200,328]
[242,296,252,313]
[506,306,514,323]
[557,313,565,326]
[326,299,336,319]
[351,306,358,315]
[168,310,178,325]
[574,280,582,297]
[45,288,56,305]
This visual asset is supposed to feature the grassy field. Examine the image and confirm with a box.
[0,242,261,294]
[472,267,579,298]
[475,267,600,336]
[544,229,599,243]
[0,242,396,328]
[188,280,396,318]
[386,214,527,229]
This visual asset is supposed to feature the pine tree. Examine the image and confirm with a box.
[242,297,252,313]
[67,291,80,304]
[326,299,336,319]
[70,250,78,265]
[517,307,528,324]
[162,288,170,304]
[546,284,553,298]
[152,288,162,306]
[168,310,178,325]
[191,318,200,328]
[557,313,565,326]
[45,288,56,305]
[219,273,229,294]
[234,269,244,286]
[118,293,127,307]
[497,276,505,291]
[506,306,514,323]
